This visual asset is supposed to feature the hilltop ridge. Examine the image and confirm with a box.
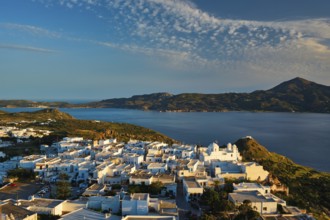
[85,77,330,113]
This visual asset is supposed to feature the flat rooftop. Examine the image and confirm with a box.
[184,178,202,188]
[130,170,152,179]
[229,191,276,203]
[21,155,45,161]
[234,182,263,189]
[87,183,105,191]
[153,174,175,181]
[132,193,148,200]
[148,163,166,168]
[19,198,63,208]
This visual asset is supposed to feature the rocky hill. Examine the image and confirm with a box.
[87,77,330,113]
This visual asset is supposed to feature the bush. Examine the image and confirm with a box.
[7,168,36,181]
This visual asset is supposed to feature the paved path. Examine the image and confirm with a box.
[0,182,42,200]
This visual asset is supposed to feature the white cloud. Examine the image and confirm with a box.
[30,0,330,78]
[0,44,57,53]
[0,22,61,38]
[298,38,330,54]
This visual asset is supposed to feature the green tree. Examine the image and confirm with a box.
[149,181,164,195]
[234,200,260,220]
[7,168,36,181]
[199,213,217,220]
[56,173,71,199]
[200,188,221,212]
[212,179,221,192]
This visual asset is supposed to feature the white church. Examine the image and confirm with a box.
[199,142,242,164]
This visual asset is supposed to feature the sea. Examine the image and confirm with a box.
[1,107,330,172]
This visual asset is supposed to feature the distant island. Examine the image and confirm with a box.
[1,77,330,113]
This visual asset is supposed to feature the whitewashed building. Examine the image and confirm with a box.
[87,195,120,213]
[182,177,203,202]
[20,155,46,169]
[200,142,242,164]
[147,163,168,174]
[228,191,278,214]
[129,170,153,185]
[122,193,149,216]
[241,162,269,181]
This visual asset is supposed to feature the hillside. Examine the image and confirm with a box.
[87,77,330,113]
[0,108,74,122]
[235,137,330,220]
[0,109,174,143]
[0,100,73,108]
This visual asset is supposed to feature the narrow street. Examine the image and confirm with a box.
[176,181,190,220]
[176,181,202,219]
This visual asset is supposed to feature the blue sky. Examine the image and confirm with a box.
[1,0,330,100]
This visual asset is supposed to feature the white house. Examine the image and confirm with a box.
[87,195,120,213]
[104,163,135,185]
[129,170,153,185]
[123,153,144,166]
[211,160,246,179]
[233,182,271,195]
[63,137,84,142]
[241,162,269,181]
[228,191,278,214]
[18,198,65,216]
[122,193,149,216]
[147,163,168,174]
[176,159,206,180]
[82,183,107,197]
[182,177,203,202]
[146,154,163,163]
[20,155,46,169]
[181,150,194,159]
[233,182,286,206]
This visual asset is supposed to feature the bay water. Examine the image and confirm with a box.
[2,108,330,172]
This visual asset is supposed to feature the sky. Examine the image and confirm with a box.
[1,0,330,100]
